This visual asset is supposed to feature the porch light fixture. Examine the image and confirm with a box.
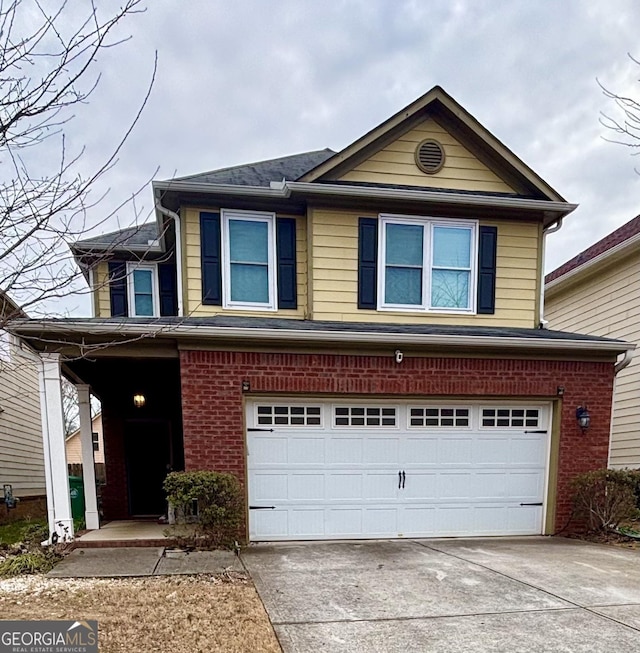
[576,406,590,432]
[133,393,146,408]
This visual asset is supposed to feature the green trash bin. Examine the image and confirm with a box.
[69,476,85,521]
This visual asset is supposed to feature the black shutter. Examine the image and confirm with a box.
[358,217,378,309]
[158,263,178,316]
[276,217,297,309]
[200,212,222,305]
[477,225,497,314]
[108,261,128,317]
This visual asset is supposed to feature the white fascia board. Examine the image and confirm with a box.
[545,232,640,293]
[12,320,634,354]
[151,179,577,218]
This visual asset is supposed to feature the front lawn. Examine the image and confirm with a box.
[0,573,281,653]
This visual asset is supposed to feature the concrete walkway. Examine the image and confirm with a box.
[241,537,640,652]
[48,547,243,578]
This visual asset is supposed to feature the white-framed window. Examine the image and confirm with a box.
[126,262,159,317]
[378,215,477,312]
[221,209,277,310]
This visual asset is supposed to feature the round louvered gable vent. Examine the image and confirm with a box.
[415,139,445,174]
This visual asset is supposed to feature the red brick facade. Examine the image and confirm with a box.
[179,349,615,534]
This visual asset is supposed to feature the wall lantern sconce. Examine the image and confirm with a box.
[241,380,250,392]
[395,350,404,364]
[576,406,590,432]
[133,393,146,409]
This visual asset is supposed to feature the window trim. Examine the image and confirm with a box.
[126,262,159,317]
[377,214,478,314]
[221,209,278,311]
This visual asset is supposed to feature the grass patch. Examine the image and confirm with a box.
[0,519,47,546]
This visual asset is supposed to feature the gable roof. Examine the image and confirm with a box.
[546,214,640,285]
[166,149,336,188]
[299,86,566,203]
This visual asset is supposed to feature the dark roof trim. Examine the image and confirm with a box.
[546,214,640,285]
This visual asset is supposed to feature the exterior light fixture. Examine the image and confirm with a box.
[133,393,146,408]
[395,350,404,364]
[576,406,590,432]
[242,380,250,392]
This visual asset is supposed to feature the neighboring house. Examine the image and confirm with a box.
[11,86,633,542]
[0,295,46,522]
[545,215,640,469]
[66,412,104,465]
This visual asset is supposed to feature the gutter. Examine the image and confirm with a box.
[11,319,634,355]
[539,218,563,327]
[154,199,184,317]
[151,179,578,219]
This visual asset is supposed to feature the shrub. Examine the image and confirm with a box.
[0,550,59,577]
[163,471,244,549]
[571,469,640,532]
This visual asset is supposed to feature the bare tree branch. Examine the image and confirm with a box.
[0,0,156,327]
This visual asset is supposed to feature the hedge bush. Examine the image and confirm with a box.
[163,471,243,548]
[571,468,640,532]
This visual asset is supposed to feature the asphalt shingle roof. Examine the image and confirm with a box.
[167,149,336,187]
[12,315,627,346]
[546,214,640,284]
[73,223,160,250]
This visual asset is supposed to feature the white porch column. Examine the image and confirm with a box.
[77,384,100,530]
[38,353,74,543]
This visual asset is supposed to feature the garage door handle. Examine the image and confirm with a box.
[402,471,406,489]
[249,506,276,510]
[520,502,542,506]
[398,471,402,489]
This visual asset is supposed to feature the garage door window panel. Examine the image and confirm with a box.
[481,408,540,429]
[256,405,322,427]
[334,406,397,427]
[409,407,470,428]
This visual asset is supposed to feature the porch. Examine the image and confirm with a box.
[74,520,177,548]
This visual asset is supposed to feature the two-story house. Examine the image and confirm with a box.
[12,86,633,543]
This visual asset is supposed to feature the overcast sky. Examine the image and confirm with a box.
[52,0,640,316]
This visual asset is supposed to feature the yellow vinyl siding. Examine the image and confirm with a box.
[545,249,640,468]
[182,206,308,318]
[338,118,517,194]
[308,208,539,327]
[93,262,111,318]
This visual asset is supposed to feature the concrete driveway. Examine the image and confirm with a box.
[241,537,640,652]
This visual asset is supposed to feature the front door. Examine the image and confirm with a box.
[124,420,172,517]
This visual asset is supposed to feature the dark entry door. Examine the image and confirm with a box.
[124,420,172,517]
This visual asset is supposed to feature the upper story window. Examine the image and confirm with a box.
[200,210,297,311]
[378,215,477,312]
[222,210,277,310]
[126,262,159,317]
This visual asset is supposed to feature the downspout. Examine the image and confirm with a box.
[539,217,563,328]
[155,201,184,317]
[615,348,634,375]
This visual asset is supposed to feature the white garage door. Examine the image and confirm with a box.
[247,400,551,541]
